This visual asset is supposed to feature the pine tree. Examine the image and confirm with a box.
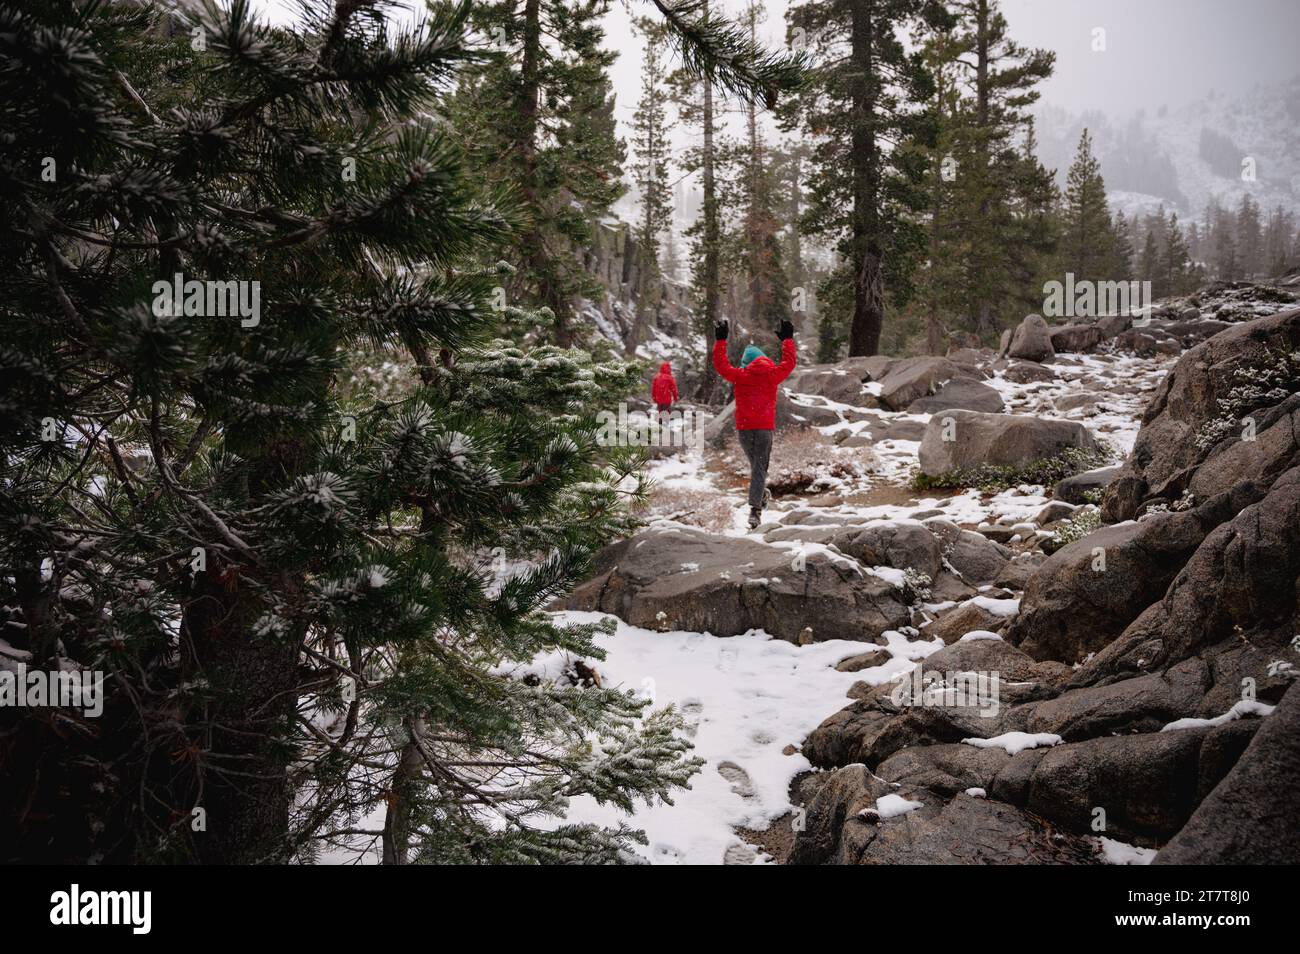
[784,0,948,356]
[446,0,626,347]
[1235,193,1263,279]
[1262,206,1293,277]
[1214,207,1240,280]
[1160,212,1192,296]
[628,16,675,354]
[738,1,793,346]
[1109,210,1135,281]
[0,0,807,865]
[1057,128,1115,285]
[946,0,1055,336]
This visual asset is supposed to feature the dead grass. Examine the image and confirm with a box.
[640,483,737,532]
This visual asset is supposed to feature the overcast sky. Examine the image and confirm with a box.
[253,0,1300,161]
[603,0,1300,128]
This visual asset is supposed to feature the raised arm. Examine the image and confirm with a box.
[712,321,743,383]
[773,322,797,383]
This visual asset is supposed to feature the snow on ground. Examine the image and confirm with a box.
[962,731,1063,755]
[536,611,933,865]
[1095,836,1157,865]
[1160,699,1275,732]
[552,337,1186,863]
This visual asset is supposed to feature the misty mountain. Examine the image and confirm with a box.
[1033,75,1300,223]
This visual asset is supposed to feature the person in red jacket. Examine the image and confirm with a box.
[651,361,679,424]
[712,319,796,529]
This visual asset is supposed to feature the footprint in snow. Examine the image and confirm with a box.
[723,843,759,865]
[717,760,757,800]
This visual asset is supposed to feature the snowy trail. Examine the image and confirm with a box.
[536,346,1178,864]
[528,614,941,864]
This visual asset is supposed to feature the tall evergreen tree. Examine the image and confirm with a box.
[946,0,1054,336]
[1057,128,1114,285]
[1235,193,1263,279]
[1160,212,1192,296]
[447,0,625,346]
[784,0,947,356]
[627,16,675,354]
[0,0,797,865]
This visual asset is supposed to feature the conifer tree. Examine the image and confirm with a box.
[946,0,1054,336]
[1235,193,1263,279]
[627,16,675,354]
[1057,128,1115,286]
[0,0,806,865]
[1160,212,1192,296]
[784,0,947,356]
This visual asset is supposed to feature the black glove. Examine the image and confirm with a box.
[714,320,729,342]
[777,320,794,341]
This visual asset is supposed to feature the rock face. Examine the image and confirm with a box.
[786,302,1300,864]
[1155,682,1300,864]
[1103,306,1300,522]
[917,409,1098,476]
[783,358,879,406]
[875,356,982,411]
[1009,500,1236,664]
[1053,465,1120,504]
[1049,323,1105,353]
[907,378,1005,414]
[563,526,910,642]
[1007,314,1056,363]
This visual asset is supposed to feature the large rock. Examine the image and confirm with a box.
[1103,306,1300,522]
[875,357,981,411]
[924,520,1012,584]
[790,771,1098,865]
[1007,314,1056,363]
[1026,729,1209,842]
[1009,487,1258,663]
[1155,682,1300,864]
[1049,323,1105,354]
[917,410,1098,477]
[907,377,1005,414]
[784,357,879,407]
[1002,361,1057,384]
[563,526,910,642]
[827,522,943,580]
[1026,657,1209,741]
[1053,465,1120,504]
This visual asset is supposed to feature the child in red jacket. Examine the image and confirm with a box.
[712,319,797,529]
[651,361,679,419]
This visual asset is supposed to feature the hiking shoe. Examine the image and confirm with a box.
[747,508,762,530]
[761,488,772,509]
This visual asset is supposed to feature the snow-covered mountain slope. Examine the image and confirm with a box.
[1033,75,1300,221]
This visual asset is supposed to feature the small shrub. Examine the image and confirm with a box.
[912,446,1115,493]
[1053,507,1101,546]
[1195,347,1300,450]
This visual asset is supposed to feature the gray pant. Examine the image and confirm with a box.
[737,429,773,511]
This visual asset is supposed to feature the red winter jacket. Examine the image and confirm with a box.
[712,338,797,431]
[651,362,679,405]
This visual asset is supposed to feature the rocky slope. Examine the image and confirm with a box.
[546,281,1300,864]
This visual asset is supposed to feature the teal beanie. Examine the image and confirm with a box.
[740,344,766,368]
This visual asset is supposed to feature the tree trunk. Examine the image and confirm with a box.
[848,0,883,356]
[516,0,573,345]
[381,715,427,865]
[182,562,300,864]
[696,17,722,402]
